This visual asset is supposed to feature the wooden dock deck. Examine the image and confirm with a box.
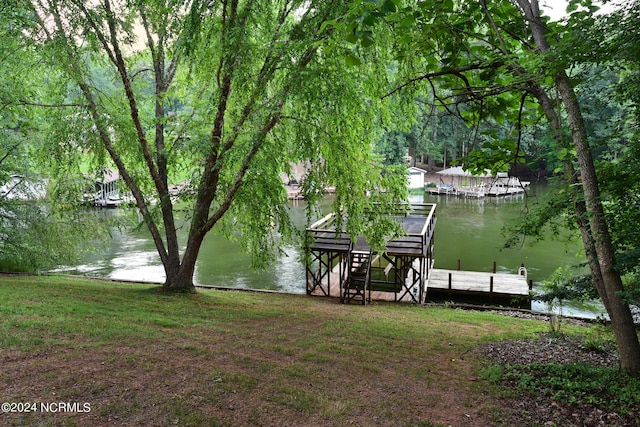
[305,202,531,308]
[426,268,531,308]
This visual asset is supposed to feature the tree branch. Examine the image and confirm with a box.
[9,100,85,108]
[382,61,505,99]
[280,115,334,139]
[0,142,20,167]
[47,1,169,265]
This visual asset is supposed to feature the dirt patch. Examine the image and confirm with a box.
[478,332,618,368]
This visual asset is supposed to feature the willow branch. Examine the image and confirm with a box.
[382,61,505,99]
[280,115,334,138]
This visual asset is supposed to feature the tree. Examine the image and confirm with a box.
[0,1,110,272]
[519,0,640,375]
[22,0,407,292]
[338,0,640,373]
[592,0,640,305]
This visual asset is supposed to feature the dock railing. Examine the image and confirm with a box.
[305,203,437,304]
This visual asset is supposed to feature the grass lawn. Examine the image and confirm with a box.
[0,275,581,426]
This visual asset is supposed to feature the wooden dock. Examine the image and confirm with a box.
[305,204,436,305]
[426,268,531,308]
[308,270,423,303]
[305,201,532,308]
[309,267,531,307]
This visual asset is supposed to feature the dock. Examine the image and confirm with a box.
[305,202,531,308]
[426,268,531,308]
[307,266,531,308]
[427,167,530,198]
[427,185,528,198]
[305,203,436,305]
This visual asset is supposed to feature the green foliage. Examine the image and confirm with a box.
[590,2,640,305]
[536,266,598,305]
[595,119,640,306]
[0,5,114,273]
[8,0,413,287]
[581,324,617,353]
[535,265,600,334]
[375,130,410,165]
[502,180,578,249]
[331,0,555,175]
[590,1,640,118]
[0,203,112,273]
[373,95,479,168]
[500,363,640,416]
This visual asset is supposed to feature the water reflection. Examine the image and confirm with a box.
[58,185,602,316]
[59,201,318,291]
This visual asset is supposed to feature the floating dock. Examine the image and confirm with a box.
[426,268,531,308]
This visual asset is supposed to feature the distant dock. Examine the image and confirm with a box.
[426,167,530,198]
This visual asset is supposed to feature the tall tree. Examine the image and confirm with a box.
[338,0,640,373]
[23,0,406,292]
[517,0,640,375]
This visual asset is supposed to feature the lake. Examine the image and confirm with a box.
[58,183,596,315]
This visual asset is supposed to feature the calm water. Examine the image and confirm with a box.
[59,183,595,314]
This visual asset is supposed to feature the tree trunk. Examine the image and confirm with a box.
[163,266,197,293]
[565,163,611,314]
[162,244,198,293]
[161,225,205,293]
[517,0,640,374]
[162,252,196,292]
[556,73,640,374]
[529,84,612,314]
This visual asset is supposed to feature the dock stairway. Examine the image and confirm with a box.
[342,250,372,304]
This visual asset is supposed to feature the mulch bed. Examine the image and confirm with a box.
[475,319,640,427]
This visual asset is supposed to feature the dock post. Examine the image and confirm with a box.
[448,273,452,290]
[457,259,461,270]
[493,261,496,273]
[490,276,494,293]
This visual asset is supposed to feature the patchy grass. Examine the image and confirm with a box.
[0,275,557,426]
